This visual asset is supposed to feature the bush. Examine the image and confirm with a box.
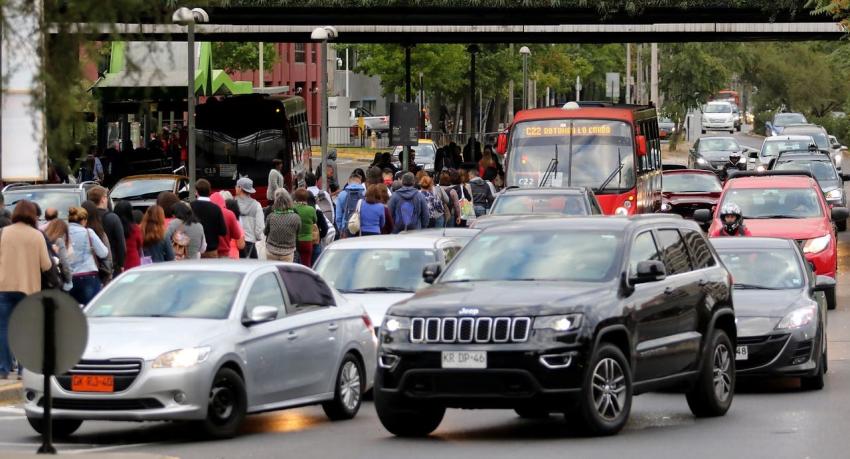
[753,110,775,136]
[810,115,850,146]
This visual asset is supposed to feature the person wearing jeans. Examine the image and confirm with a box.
[293,188,317,267]
[67,207,110,305]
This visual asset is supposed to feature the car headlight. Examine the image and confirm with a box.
[834,154,842,165]
[826,189,843,201]
[696,157,708,165]
[776,306,816,330]
[534,314,582,332]
[661,202,672,212]
[383,315,411,333]
[152,346,211,369]
[803,234,831,254]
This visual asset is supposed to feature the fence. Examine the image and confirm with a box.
[310,125,502,150]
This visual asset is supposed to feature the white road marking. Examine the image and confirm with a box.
[65,443,160,454]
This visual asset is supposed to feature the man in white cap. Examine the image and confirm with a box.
[235,177,265,258]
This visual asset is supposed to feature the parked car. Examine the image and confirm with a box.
[24,261,377,439]
[375,215,736,437]
[488,187,603,216]
[770,152,846,230]
[314,234,467,330]
[660,169,722,221]
[688,136,755,176]
[765,112,808,137]
[711,237,832,390]
[2,182,97,221]
[753,135,817,172]
[780,125,842,175]
[696,171,849,309]
[392,140,437,173]
[109,174,189,212]
[701,101,736,134]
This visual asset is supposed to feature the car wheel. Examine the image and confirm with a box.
[826,287,837,310]
[515,407,550,419]
[575,343,632,436]
[322,353,364,421]
[197,367,247,439]
[686,329,734,417]
[801,353,826,391]
[375,390,445,437]
[837,219,847,232]
[26,417,82,438]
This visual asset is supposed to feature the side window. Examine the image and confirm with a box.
[657,229,694,275]
[681,229,716,269]
[278,267,337,314]
[628,231,661,275]
[244,273,286,319]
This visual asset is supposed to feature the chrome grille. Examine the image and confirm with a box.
[67,359,142,375]
[410,317,532,344]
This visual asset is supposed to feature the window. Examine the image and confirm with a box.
[681,230,716,269]
[294,43,306,63]
[244,273,286,319]
[311,44,317,63]
[278,267,336,313]
[628,231,661,275]
[657,229,693,275]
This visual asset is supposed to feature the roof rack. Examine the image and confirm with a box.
[727,170,814,180]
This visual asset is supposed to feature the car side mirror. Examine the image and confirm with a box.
[831,207,849,222]
[631,260,667,284]
[814,275,836,293]
[243,306,278,326]
[422,263,442,284]
[747,150,759,159]
[693,208,712,223]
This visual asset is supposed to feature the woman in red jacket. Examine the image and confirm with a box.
[114,201,144,269]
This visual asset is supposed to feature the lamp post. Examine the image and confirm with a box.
[419,71,425,136]
[172,7,209,201]
[311,26,339,193]
[519,46,531,111]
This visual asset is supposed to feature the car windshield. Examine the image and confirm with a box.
[762,139,814,157]
[717,249,803,290]
[394,144,436,163]
[441,231,622,283]
[720,187,823,219]
[704,104,732,114]
[111,179,176,200]
[699,139,739,152]
[86,271,244,319]
[663,173,722,193]
[314,249,437,292]
[490,194,589,215]
[507,119,635,192]
[774,113,807,127]
[784,130,829,150]
[774,160,838,182]
[3,190,81,219]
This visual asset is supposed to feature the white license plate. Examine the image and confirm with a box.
[736,345,748,361]
[442,351,487,369]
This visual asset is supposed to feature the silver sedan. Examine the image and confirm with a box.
[23,260,377,439]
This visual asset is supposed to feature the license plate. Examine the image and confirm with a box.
[71,375,115,393]
[441,351,487,369]
[736,346,748,361]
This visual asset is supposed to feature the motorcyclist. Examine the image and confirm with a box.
[717,203,752,237]
[722,152,746,180]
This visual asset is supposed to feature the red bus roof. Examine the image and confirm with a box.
[512,105,652,125]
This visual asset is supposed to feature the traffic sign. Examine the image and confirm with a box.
[9,290,87,375]
[389,102,419,147]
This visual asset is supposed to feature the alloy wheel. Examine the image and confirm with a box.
[591,357,627,421]
[339,361,362,411]
[712,344,732,402]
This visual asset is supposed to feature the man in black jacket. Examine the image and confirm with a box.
[467,168,494,217]
[87,186,126,276]
[191,179,227,258]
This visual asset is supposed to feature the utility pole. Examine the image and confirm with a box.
[650,43,658,106]
[636,44,643,104]
[258,42,264,88]
[625,43,631,104]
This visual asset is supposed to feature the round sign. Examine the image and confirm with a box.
[8,290,88,375]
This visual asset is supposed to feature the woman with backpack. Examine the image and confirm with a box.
[165,203,206,260]
[67,206,110,304]
[419,175,448,228]
[140,205,174,263]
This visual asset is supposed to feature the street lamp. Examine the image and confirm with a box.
[519,46,531,110]
[311,26,339,194]
[172,7,209,201]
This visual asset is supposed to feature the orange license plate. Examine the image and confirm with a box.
[71,375,114,393]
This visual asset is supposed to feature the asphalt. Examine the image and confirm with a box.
[6,128,850,458]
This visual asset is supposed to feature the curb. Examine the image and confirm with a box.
[0,381,23,405]
[335,151,377,161]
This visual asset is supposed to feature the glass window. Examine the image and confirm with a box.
[87,271,244,319]
[704,103,732,113]
[278,267,336,311]
[3,191,82,220]
[657,229,693,275]
[441,231,622,283]
[110,179,176,200]
[774,113,807,127]
[314,249,438,293]
[662,173,722,193]
[628,231,661,276]
[774,160,838,182]
[294,43,306,63]
[717,249,804,290]
[490,194,589,215]
[244,273,286,318]
[681,230,715,269]
[698,138,740,152]
[310,44,317,63]
[720,187,822,219]
[761,139,814,157]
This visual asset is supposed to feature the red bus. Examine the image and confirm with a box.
[714,90,740,107]
[497,102,662,215]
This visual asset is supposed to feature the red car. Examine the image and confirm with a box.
[695,171,848,309]
[661,169,722,220]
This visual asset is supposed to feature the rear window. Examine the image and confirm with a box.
[3,190,81,219]
[656,230,693,275]
[491,194,589,215]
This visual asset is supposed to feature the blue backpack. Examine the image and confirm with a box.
[342,187,365,226]
[400,197,416,230]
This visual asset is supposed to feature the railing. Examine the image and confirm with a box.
[310,124,502,150]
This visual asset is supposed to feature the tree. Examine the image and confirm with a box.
[213,42,279,72]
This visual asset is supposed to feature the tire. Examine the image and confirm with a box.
[686,329,734,417]
[27,417,83,438]
[197,368,247,439]
[322,354,364,421]
[826,287,837,311]
[375,390,445,437]
[515,407,550,419]
[574,343,632,436]
[801,354,826,391]
[837,219,847,232]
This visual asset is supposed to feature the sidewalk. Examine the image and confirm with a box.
[0,379,22,405]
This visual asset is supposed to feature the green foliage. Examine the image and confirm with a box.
[811,114,850,145]
[212,42,279,72]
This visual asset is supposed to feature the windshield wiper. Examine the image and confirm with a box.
[597,147,626,194]
[745,215,803,219]
[342,287,415,293]
[539,145,559,188]
[734,283,782,290]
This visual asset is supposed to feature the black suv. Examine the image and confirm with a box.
[375,215,736,436]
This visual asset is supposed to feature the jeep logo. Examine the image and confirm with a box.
[458,308,479,316]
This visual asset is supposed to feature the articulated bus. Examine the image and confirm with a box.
[497,102,662,215]
[195,94,311,203]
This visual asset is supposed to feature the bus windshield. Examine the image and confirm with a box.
[507,119,635,192]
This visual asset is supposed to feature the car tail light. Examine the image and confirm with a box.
[362,314,373,329]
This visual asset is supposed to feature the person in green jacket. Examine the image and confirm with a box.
[293,188,317,267]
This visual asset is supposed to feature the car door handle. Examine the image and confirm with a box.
[664,287,675,295]
[287,332,299,341]
[328,323,339,332]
